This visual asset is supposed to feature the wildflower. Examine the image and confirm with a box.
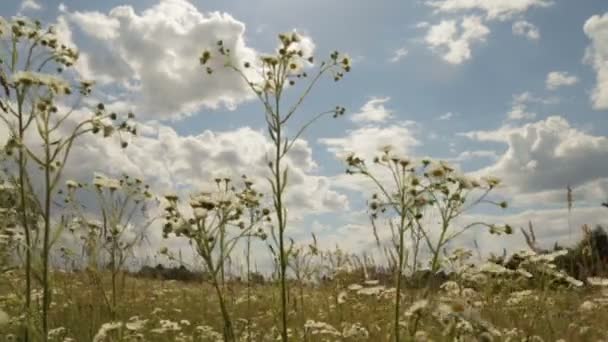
[66,180,79,189]
[564,275,584,287]
[579,300,597,312]
[428,164,446,178]
[337,291,347,304]
[404,299,428,317]
[125,317,147,331]
[483,176,501,188]
[414,330,431,342]
[347,284,363,291]
[587,277,608,286]
[440,281,460,294]
[342,322,369,339]
[48,327,66,339]
[356,286,385,296]
[363,279,379,286]
[304,320,341,336]
[12,71,70,94]
[506,290,535,306]
[93,173,120,190]
[0,309,9,327]
[93,322,122,342]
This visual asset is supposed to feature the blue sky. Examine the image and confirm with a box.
[3,0,608,259]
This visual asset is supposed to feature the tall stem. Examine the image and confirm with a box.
[246,235,252,342]
[394,214,406,342]
[41,118,52,341]
[212,276,235,342]
[17,95,32,342]
[275,121,289,342]
[111,246,117,320]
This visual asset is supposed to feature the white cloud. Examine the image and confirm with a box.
[426,0,553,21]
[437,112,456,120]
[463,206,608,257]
[449,150,499,162]
[389,47,409,63]
[320,122,419,161]
[584,13,608,110]
[350,97,393,124]
[425,16,490,64]
[512,20,540,40]
[505,92,558,121]
[58,121,348,221]
[20,0,41,12]
[546,71,579,90]
[60,0,261,120]
[507,93,537,121]
[463,116,608,204]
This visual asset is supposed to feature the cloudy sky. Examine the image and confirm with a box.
[3,0,608,261]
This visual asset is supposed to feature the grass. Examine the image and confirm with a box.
[1,269,608,341]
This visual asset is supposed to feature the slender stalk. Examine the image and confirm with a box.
[394,214,406,342]
[212,277,235,342]
[274,118,289,342]
[17,89,32,342]
[246,234,252,342]
[41,112,52,341]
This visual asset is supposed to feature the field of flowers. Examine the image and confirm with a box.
[2,14,608,342]
[2,255,608,341]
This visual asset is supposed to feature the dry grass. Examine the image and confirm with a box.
[1,269,608,341]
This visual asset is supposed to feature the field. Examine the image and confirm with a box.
[2,259,608,341]
[2,8,608,342]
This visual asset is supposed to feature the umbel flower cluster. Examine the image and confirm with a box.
[162,177,268,243]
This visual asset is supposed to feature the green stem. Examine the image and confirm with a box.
[42,115,52,342]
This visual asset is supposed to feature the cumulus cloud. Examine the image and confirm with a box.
[425,16,490,64]
[320,122,419,161]
[448,150,499,162]
[437,112,456,120]
[57,121,348,220]
[423,1,551,64]
[426,0,553,20]
[507,92,538,121]
[389,47,409,63]
[584,13,608,110]
[512,20,540,40]
[59,0,260,120]
[463,116,608,205]
[19,0,41,12]
[468,206,608,255]
[546,71,579,90]
[350,97,393,124]
[505,92,558,121]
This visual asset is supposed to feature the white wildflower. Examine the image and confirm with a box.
[12,71,71,94]
[65,180,79,189]
[579,300,597,313]
[93,173,120,190]
[587,277,608,287]
[125,317,147,331]
[0,309,9,326]
[404,299,428,318]
[506,290,535,306]
[347,284,363,291]
[357,285,385,296]
[304,320,341,336]
[93,322,122,342]
[342,322,369,339]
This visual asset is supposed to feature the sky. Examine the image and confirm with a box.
[2,0,608,264]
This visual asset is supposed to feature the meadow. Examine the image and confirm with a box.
[2,13,608,342]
